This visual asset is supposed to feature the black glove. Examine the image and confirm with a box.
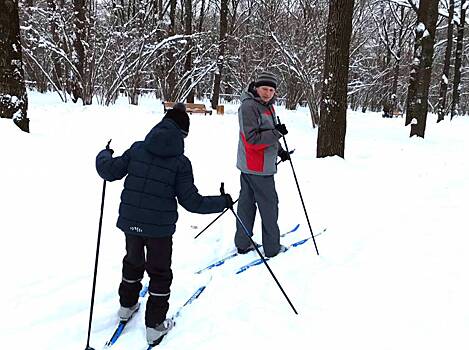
[275,123,288,136]
[223,194,234,209]
[278,149,290,162]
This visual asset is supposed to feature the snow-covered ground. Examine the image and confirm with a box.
[1,91,468,350]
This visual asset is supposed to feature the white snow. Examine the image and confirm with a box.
[416,22,426,34]
[442,74,448,85]
[1,92,469,350]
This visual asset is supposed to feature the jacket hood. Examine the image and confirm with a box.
[144,118,184,157]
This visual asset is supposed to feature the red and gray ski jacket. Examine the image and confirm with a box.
[236,89,283,175]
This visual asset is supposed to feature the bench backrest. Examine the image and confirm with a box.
[163,101,212,114]
[186,103,207,111]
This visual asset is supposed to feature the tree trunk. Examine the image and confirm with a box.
[72,0,93,105]
[127,6,145,106]
[405,0,439,138]
[47,0,65,92]
[23,0,48,93]
[164,0,177,101]
[391,7,405,101]
[317,0,354,158]
[198,0,206,32]
[211,0,228,109]
[184,0,194,103]
[450,0,466,119]
[437,0,455,123]
[382,3,392,100]
[0,0,29,132]
[285,74,302,110]
[307,91,320,127]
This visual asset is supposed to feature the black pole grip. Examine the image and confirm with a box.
[220,182,225,195]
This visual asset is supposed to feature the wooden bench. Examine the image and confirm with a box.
[392,110,403,117]
[163,101,212,115]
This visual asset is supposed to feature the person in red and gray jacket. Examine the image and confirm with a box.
[235,71,290,258]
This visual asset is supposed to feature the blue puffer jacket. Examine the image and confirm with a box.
[96,118,227,238]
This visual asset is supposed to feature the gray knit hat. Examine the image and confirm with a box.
[255,71,278,89]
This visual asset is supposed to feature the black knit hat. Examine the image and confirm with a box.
[173,102,186,112]
[255,71,278,89]
[164,108,190,136]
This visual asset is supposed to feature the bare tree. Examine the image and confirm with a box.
[390,4,414,108]
[13,0,468,115]
[317,0,355,158]
[198,0,206,32]
[165,0,178,100]
[0,0,29,132]
[183,0,195,102]
[437,0,455,122]
[211,0,228,109]
[450,0,466,119]
[405,0,439,138]
[270,0,327,127]
[71,0,94,104]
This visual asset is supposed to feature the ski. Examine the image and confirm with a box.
[145,280,211,349]
[104,284,149,347]
[235,228,326,275]
[195,224,301,274]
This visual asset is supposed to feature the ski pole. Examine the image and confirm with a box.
[193,155,294,240]
[85,139,111,350]
[194,198,239,239]
[220,183,298,315]
[277,116,319,255]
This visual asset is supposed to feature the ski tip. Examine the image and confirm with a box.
[292,238,309,247]
[291,224,300,232]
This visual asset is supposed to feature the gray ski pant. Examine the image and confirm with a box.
[234,172,281,257]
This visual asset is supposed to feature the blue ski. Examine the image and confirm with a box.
[195,224,301,274]
[104,284,149,347]
[235,228,326,275]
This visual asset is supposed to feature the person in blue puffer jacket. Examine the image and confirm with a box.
[95,103,233,346]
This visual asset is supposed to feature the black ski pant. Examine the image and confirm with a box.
[119,234,173,328]
[235,172,281,257]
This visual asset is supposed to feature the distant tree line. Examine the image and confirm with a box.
[13,1,466,120]
[0,0,467,154]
